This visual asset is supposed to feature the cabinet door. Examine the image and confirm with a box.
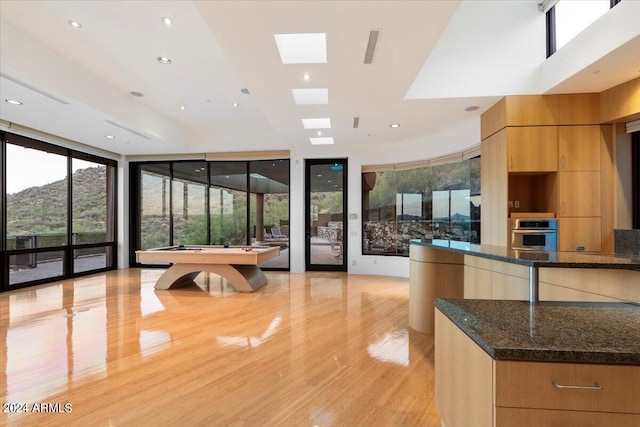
[558,217,601,252]
[557,171,601,217]
[558,125,601,171]
[507,127,557,172]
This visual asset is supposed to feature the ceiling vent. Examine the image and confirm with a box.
[104,120,151,140]
[353,117,360,128]
[364,30,381,64]
[1,72,71,105]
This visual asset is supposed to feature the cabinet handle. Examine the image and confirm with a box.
[560,155,566,170]
[552,381,602,391]
[510,155,514,170]
[561,201,566,214]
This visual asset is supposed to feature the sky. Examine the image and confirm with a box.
[5,143,97,194]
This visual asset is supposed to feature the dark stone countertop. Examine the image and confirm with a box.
[435,298,640,365]
[410,239,640,271]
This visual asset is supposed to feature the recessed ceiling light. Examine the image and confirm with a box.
[161,17,173,26]
[317,131,322,136]
[233,102,239,107]
[130,91,144,97]
[390,123,400,128]
[180,105,186,110]
[5,99,22,105]
[157,56,172,64]
[301,118,331,129]
[105,135,116,139]
[310,137,334,145]
[68,20,82,29]
[274,33,327,64]
[464,106,480,112]
[303,73,311,81]
[292,88,328,105]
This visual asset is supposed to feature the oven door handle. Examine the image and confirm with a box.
[511,230,556,234]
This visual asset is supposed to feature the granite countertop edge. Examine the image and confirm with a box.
[410,239,640,271]
[434,298,640,366]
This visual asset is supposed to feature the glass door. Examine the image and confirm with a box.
[305,159,347,271]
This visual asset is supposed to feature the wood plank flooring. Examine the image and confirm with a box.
[0,270,439,426]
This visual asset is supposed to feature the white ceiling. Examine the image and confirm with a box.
[0,0,638,157]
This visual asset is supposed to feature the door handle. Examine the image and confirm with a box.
[552,381,602,391]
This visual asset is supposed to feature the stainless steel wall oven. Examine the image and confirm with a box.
[510,219,558,252]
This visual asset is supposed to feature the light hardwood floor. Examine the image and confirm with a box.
[0,270,439,426]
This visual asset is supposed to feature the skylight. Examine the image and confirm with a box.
[274,33,327,64]
[310,137,334,145]
[301,118,332,129]
[292,88,329,105]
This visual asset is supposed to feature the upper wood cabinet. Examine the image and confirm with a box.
[507,127,557,172]
[481,94,600,140]
[558,126,601,171]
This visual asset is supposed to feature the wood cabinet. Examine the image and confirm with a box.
[495,360,640,414]
[435,310,640,427]
[557,171,601,217]
[481,95,614,253]
[435,310,493,427]
[558,217,602,252]
[494,361,640,426]
[507,126,557,172]
[558,125,601,171]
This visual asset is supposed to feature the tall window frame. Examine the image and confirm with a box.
[1,131,118,291]
[362,153,480,257]
[546,0,621,58]
[129,159,290,271]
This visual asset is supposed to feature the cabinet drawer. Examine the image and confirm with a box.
[495,361,640,414]
[496,407,640,427]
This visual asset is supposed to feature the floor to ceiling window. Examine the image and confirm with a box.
[172,161,208,246]
[138,163,171,250]
[1,132,117,291]
[131,159,290,270]
[362,155,480,256]
[209,162,248,246]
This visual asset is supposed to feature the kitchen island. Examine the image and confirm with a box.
[434,298,640,426]
[409,239,640,333]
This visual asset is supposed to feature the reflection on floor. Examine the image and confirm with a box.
[0,270,439,426]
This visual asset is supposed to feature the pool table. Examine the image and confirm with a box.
[135,245,280,292]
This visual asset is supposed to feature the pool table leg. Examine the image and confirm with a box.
[155,263,269,292]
